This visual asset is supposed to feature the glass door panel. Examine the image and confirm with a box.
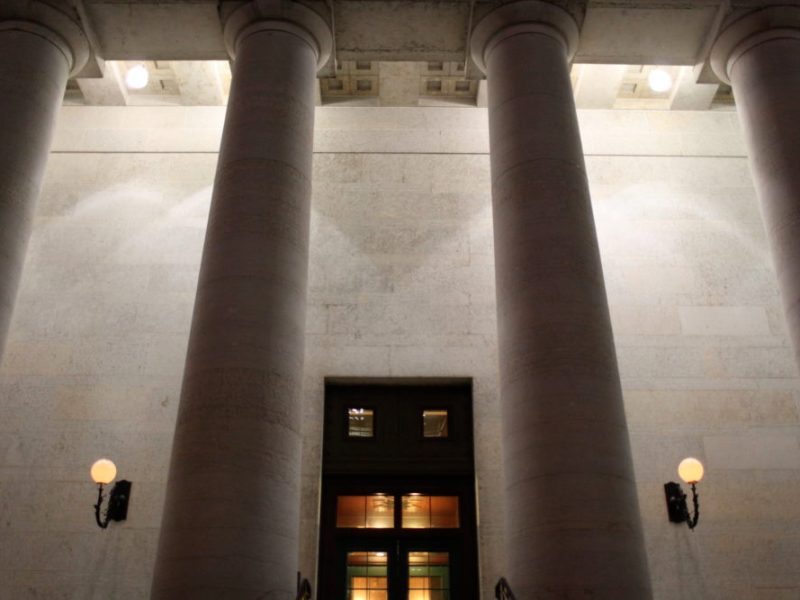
[407,551,450,600]
[346,551,389,600]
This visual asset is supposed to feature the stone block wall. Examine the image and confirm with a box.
[0,105,797,599]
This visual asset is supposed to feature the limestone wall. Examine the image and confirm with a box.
[0,105,797,599]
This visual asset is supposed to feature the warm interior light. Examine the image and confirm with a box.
[91,458,117,485]
[125,64,150,90]
[678,457,704,484]
[648,68,673,93]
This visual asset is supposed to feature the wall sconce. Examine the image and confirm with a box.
[664,457,704,530]
[91,458,132,529]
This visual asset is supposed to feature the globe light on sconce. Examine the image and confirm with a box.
[665,457,704,530]
[678,457,704,484]
[90,458,117,485]
[90,458,132,529]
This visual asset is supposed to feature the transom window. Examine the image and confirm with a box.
[402,495,459,529]
[336,494,459,529]
[337,495,394,528]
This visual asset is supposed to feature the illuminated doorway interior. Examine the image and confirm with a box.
[346,549,451,600]
[319,379,478,599]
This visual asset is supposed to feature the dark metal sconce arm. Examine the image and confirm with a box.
[686,482,699,530]
[94,483,110,529]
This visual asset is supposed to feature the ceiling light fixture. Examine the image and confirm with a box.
[125,64,150,90]
[91,458,132,529]
[648,68,673,93]
[664,457,704,530]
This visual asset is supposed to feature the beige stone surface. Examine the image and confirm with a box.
[679,306,771,336]
[0,106,798,599]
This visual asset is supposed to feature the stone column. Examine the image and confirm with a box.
[150,3,331,598]
[0,2,88,361]
[711,7,800,370]
[470,2,652,597]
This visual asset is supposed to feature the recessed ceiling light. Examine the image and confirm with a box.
[648,68,673,93]
[125,64,150,90]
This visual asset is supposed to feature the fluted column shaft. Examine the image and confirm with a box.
[0,3,88,361]
[471,2,652,597]
[712,7,800,370]
[151,3,330,598]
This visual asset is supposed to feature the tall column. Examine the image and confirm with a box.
[470,2,652,597]
[711,7,800,370]
[0,2,88,360]
[150,3,331,598]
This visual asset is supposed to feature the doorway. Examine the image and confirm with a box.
[319,380,478,599]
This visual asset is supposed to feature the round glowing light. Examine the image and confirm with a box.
[648,68,673,93]
[90,458,117,485]
[125,64,150,90]
[678,457,704,484]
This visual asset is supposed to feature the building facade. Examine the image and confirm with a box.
[0,1,799,599]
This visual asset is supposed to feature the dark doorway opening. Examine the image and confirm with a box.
[319,379,478,599]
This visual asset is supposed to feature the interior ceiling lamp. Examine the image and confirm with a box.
[91,458,132,529]
[125,64,150,90]
[648,68,673,93]
[664,457,704,530]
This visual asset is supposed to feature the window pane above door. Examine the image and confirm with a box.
[431,496,459,528]
[337,495,395,528]
[402,495,459,529]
